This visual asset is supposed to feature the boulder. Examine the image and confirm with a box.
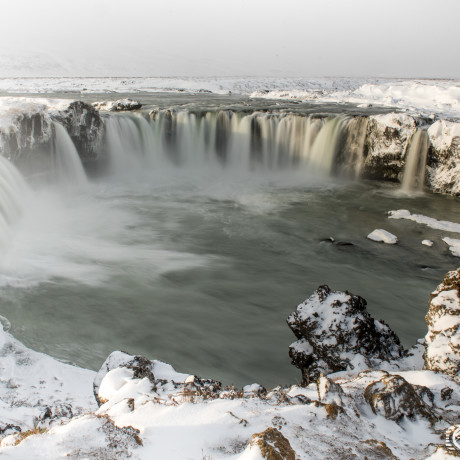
[364,374,438,424]
[247,427,296,460]
[287,285,403,384]
[424,269,460,377]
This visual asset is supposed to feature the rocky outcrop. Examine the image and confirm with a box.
[287,285,403,384]
[247,428,296,460]
[364,373,438,424]
[93,99,142,112]
[424,269,460,377]
[427,120,460,195]
[55,101,103,160]
[0,111,52,158]
[363,113,417,181]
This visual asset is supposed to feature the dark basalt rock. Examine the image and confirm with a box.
[56,101,104,160]
[287,285,403,385]
[364,374,438,424]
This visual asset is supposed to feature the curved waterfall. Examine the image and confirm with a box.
[103,110,366,178]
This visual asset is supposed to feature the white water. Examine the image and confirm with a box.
[401,129,429,192]
[308,117,348,175]
[104,111,362,178]
[0,156,28,254]
[52,122,87,187]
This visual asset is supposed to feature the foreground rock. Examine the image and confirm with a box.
[287,284,403,384]
[424,269,460,377]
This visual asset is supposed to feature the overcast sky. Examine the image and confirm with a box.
[0,0,459,77]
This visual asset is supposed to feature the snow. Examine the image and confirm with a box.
[389,209,460,233]
[428,119,460,152]
[0,322,95,435]
[367,229,398,244]
[0,77,459,118]
[0,306,458,459]
[0,97,69,131]
[422,240,434,247]
[442,237,460,257]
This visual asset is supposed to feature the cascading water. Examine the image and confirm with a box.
[308,117,348,175]
[401,129,429,192]
[52,122,87,187]
[0,156,28,252]
[102,110,363,178]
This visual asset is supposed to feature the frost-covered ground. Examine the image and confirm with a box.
[0,77,460,119]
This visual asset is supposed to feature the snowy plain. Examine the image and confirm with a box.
[0,77,460,119]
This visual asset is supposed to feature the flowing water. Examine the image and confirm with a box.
[0,97,459,387]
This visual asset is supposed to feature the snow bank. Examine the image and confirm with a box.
[389,209,460,233]
[0,320,95,437]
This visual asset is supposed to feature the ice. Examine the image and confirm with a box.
[367,229,398,244]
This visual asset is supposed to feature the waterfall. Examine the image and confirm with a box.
[341,117,369,178]
[401,129,429,192]
[0,156,28,252]
[101,110,365,179]
[308,117,348,175]
[52,122,87,186]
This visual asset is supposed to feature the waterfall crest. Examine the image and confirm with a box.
[52,122,88,187]
[401,129,429,192]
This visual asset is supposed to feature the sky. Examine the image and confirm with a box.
[0,0,459,78]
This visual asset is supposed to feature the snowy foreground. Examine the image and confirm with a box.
[0,271,459,459]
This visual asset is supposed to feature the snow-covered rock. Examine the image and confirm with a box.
[363,113,417,181]
[367,229,398,244]
[423,240,434,247]
[424,269,460,378]
[363,373,438,424]
[54,101,103,160]
[93,99,142,112]
[428,119,460,195]
[287,285,403,384]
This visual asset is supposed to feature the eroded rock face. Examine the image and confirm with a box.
[0,112,52,158]
[364,374,438,424]
[56,101,103,160]
[424,269,460,377]
[427,120,460,195]
[287,285,403,384]
[363,113,417,181]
